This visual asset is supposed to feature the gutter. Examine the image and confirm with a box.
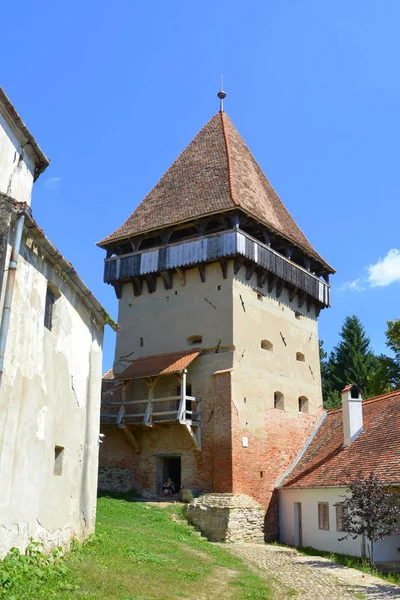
[0,210,26,386]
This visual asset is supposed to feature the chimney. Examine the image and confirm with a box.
[341,384,363,446]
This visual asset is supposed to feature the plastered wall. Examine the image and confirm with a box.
[0,235,104,556]
[279,487,400,561]
[0,112,35,204]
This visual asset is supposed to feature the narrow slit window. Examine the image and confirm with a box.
[54,446,64,476]
[44,287,55,330]
[274,392,284,410]
[187,335,202,345]
[140,337,144,347]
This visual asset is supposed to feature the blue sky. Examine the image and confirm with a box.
[3,0,400,369]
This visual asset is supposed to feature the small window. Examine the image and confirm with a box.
[257,293,263,301]
[44,283,60,331]
[295,312,302,320]
[298,396,308,413]
[274,392,284,410]
[44,286,55,330]
[54,446,64,476]
[261,340,273,351]
[296,352,305,362]
[318,502,329,530]
[187,335,202,345]
[140,337,144,347]
[336,503,348,532]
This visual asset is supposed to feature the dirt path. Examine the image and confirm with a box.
[225,543,400,599]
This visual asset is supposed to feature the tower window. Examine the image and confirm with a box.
[261,340,273,351]
[140,337,144,347]
[296,352,305,362]
[298,396,308,413]
[44,283,60,331]
[274,392,284,410]
[187,335,202,345]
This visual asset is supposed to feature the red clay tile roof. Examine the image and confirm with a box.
[102,368,114,380]
[98,112,331,270]
[115,350,200,381]
[280,390,400,488]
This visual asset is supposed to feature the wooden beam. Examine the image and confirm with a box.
[198,264,206,282]
[257,270,269,288]
[263,231,272,246]
[114,282,122,299]
[219,257,228,279]
[194,220,207,236]
[145,274,157,294]
[288,286,297,303]
[245,263,256,281]
[234,256,245,274]
[176,267,186,286]
[297,291,307,308]
[304,257,312,271]
[132,277,143,297]
[121,426,140,453]
[267,274,278,294]
[161,270,173,290]
[276,279,284,298]
[307,298,313,313]
[160,229,173,244]
[286,245,294,260]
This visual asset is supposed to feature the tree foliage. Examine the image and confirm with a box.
[340,473,400,564]
[320,317,400,408]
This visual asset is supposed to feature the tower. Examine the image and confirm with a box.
[98,102,334,537]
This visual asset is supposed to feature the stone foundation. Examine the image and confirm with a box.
[98,466,135,493]
[186,493,265,543]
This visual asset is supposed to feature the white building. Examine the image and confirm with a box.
[0,88,117,556]
[278,385,400,562]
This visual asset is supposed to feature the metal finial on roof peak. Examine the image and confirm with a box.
[217,75,226,112]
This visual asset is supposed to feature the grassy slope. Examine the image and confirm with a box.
[0,498,275,600]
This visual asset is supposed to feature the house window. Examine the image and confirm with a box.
[336,503,348,532]
[54,446,64,476]
[44,284,59,331]
[274,392,284,410]
[261,340,273,351]
[296,352,305,362]
[298,396,308,413]
[318,502,329,530]
[187,335,202,345]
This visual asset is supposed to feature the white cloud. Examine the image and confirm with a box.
[368,249,400,287]
[44,176,62,191]
[337,278,365,293]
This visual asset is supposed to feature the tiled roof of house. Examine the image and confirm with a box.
[98,112,331,270]
[115,350,200,381]
[102,368,114,380]
[279,390,400,488]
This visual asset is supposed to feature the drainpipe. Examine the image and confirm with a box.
[0,213,25,388]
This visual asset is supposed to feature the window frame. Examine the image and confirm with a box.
[44,286,55,331]
[318,502,330,531]
[335,502,348,532]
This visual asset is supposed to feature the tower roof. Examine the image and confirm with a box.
[99,112,331,269]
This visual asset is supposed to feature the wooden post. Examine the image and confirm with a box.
[177,369,187,422]
[144,378,157,427]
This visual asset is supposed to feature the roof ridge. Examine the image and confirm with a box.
[220,111,238,207]
[326,388,400,414]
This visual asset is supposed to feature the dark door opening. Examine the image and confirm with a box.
[162,456,181,494]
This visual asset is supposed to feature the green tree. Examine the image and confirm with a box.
[319,340,340,409]
[329,316,378,398]
[368,320,400,395]
[340,472,400,565]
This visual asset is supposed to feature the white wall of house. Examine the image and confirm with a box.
[279,487,400,562]
[0,233,104,557]
[0,111,36,204]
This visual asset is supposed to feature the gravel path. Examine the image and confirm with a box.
[226,543,400,599]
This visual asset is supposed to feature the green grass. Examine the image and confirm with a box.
[0,498,276,600]
[294,545,400,587]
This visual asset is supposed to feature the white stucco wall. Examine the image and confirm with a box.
[0,233,104,557]
[0,111,35,204]
[279,487,400,562]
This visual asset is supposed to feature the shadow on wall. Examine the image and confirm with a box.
[264,490,279,542]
